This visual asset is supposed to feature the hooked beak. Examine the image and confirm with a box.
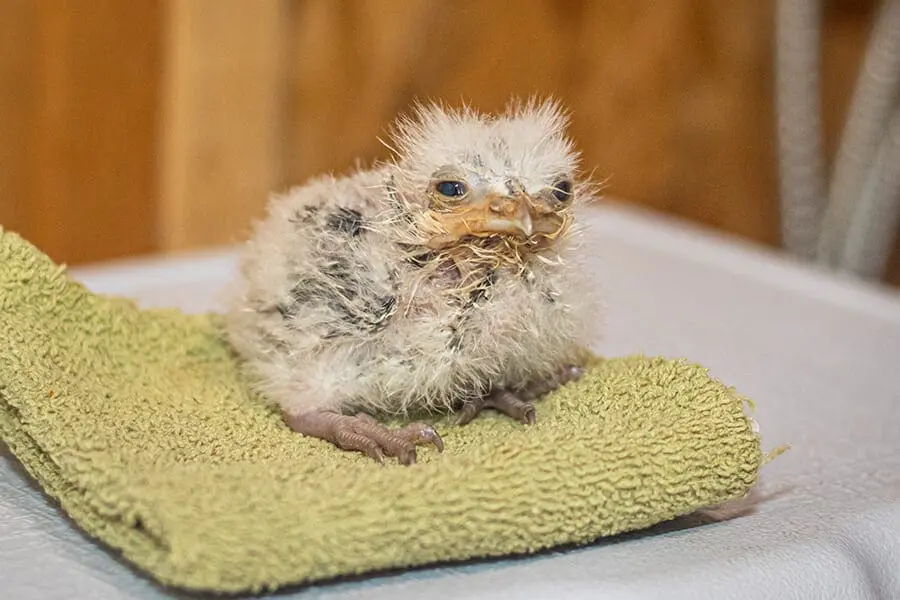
[427,193,548,248]
[484,198,534,237]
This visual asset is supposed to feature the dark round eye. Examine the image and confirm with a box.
[551,180,573,203]
[435,180,468,198]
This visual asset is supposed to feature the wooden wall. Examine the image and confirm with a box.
[0,0,162,265]
[287,2,787,246]
[1,0,896,283]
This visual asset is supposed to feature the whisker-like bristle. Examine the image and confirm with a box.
[376,135,401,158]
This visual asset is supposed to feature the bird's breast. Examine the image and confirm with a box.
[372,264,580,409]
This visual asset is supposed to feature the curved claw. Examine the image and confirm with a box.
[497,392,535,425]
[421,425,445,452]
[522,404,536,425]
[398,423,444,453]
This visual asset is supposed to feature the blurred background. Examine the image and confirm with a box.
[1,0,898,286]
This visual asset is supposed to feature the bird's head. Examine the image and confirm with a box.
[381,99,590,270]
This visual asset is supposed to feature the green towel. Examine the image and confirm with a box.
[0,228,763,594]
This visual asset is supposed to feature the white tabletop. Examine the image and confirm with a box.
[3,202,899,600]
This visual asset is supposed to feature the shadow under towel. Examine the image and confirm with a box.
[0,228,763,594]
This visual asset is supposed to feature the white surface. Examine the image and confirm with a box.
[2,202,900,600]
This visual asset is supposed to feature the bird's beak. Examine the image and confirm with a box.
[427,194,544,248]
[482,196,534,237]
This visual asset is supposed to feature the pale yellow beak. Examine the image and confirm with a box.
[483,196,534,237]
[427,194,547,248]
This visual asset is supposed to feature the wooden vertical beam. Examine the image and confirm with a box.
[0,1,33,235]
[0,0,162,265]
[158,0,288,251]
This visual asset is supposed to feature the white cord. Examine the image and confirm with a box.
[817,0,900,271]
[838,106,900,277]
[775,0,827,260]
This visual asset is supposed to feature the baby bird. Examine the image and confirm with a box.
[225,99,599,464]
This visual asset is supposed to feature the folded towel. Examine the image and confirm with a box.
[0,228,764,594]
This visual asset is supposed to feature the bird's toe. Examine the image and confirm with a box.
[286,409,439,465]
[333,426,386,464]
[458,390,536,426]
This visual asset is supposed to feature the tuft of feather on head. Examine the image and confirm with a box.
[386,98,581,197]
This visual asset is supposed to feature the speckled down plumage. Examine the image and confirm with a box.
[224,101,601,419]
[0,229,763,594]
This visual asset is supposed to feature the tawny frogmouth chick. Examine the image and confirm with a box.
[225,100,599,464]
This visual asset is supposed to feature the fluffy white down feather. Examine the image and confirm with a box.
[224,99,601,418]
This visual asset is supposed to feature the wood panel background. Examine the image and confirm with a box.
[286,1,783,245]
[0,0,162,265]
[1,0,897,284]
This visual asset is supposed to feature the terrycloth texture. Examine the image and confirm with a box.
[0,228,763,594]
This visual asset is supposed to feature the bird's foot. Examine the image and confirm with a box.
[458,389,536,426]
[457,364,585,426]
[285,409,443,465]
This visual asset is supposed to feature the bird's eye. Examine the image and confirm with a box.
[435,180,468,198]
[551,179,573,203]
